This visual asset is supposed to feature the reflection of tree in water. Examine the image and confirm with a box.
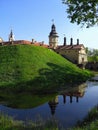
[48,83,86,115]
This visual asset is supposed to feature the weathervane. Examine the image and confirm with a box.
[52,19,54,24]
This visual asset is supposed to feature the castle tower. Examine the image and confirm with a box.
[9,29,15,42]
[49,23,59,49]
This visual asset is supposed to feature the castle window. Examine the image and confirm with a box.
[82,58,84,63]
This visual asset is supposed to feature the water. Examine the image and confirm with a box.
[0,81,98,129]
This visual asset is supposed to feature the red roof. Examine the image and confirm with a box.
[2,40,31,45]
[32,42,49,48]
[56,44,84,50]
[1,40,49,48]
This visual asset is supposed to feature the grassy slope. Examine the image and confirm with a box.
[0,44,92,89]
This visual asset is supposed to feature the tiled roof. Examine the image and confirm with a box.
[56,44,84,50]
[1,40,49,48]
[2,40,31,45]
[32,42,49,48]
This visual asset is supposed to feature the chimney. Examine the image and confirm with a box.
[70,38,73,45]
[42,41,44,45]
[32,39,35,44]
[77,39,79,45]
[64,37,66,46]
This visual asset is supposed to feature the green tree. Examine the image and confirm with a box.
[86,47,93,56]
[93,49,98,56]
[62,0,98,27]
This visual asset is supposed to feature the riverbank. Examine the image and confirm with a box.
[72,105,98,130]
[0,105,98,130]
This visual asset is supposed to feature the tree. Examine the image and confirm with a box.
[62,0,98,27]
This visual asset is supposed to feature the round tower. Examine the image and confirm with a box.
[49,23,59,49]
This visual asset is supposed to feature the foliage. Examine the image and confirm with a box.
[88,56,98,62]
[0,113,23,130]
[86,47,98,62]
[62,0,98,27]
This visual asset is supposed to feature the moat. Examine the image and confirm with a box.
[0,80,98,129]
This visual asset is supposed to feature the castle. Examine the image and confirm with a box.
[49,23,88,67]
[0,24,88,67]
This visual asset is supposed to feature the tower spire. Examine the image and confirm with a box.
[9,29,15,42]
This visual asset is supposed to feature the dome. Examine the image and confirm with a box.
[0,37,3,43]
[49,24,58,37]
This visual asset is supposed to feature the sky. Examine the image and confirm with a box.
[0,0,98,49]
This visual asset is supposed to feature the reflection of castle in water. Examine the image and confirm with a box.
[48,84,86,115]
[48,96,58,115]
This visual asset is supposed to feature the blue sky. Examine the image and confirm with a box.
[0,0,98,48]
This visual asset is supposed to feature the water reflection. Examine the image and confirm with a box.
[48,96,59,115]
[61,83,86,104]
[48,83,86,115]
[0,82,98,129]
[0,92,56,109]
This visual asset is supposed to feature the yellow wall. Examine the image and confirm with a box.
[56,47,87,64]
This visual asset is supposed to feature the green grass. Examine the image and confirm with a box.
[71,105,98,130]
[0,113,59,130]
[0,44,93,90]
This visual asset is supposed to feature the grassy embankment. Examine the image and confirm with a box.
[0,44,92,92]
